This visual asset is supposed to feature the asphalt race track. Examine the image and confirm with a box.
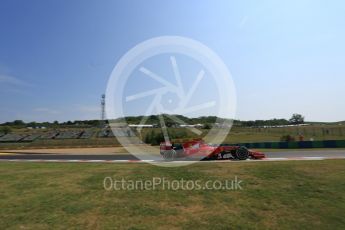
[265,150,345,158]
[0,154,138,161]
[1,150,345,162]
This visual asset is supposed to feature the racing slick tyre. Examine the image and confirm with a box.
[235,147,249,160]
[163,151,170,160]
[163,150,176,161]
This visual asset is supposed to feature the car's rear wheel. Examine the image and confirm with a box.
[163,151,170,160]
[163,150,176,161]
[235,147,249,160]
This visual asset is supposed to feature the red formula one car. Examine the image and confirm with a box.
[160,139,265,161]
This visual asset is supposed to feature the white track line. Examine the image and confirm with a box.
[0,157,345,163]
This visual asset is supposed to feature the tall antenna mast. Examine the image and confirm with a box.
[100,94,105,127]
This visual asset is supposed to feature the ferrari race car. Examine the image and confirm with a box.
[160,139,265,161]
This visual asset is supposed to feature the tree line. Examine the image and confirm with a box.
[0,114,305,130]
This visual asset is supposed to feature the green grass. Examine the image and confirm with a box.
[223,125,345,143]
[0,160,345,229]
[140,125,345,144]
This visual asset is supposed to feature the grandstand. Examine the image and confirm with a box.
[79,130,95,139]
[98,129,111,138]
[21,134,42,142]
[0,126,135,145]
[55,130,82,139]
[107,130,115,137]
[39,131,59,139]
[98,127,135,137]
[112,127,135,137]
[0,134,28,143]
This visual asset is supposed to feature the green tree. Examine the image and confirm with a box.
[289,114,305,125]
[12,120,25,127]
[0,126,12,134]
[27,122,37,128]
[203,123,211,129]
[151,132,164,146]
[144,131,153,144]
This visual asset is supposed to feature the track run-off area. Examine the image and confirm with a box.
[1,149,345,163]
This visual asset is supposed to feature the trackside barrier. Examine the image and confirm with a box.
[222,140,345,149]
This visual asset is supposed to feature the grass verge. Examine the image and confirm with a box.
[0,160,344,229]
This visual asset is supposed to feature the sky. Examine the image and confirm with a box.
[0,0,345,123]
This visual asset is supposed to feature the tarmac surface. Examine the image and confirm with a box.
[265,150,345,158]
[1,150,345,161]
